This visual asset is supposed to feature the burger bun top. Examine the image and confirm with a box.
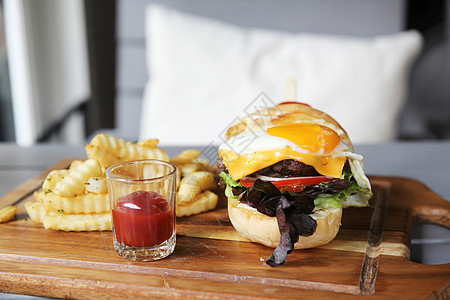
[225,102,353,151]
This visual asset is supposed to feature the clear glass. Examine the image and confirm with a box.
[106,159,177,261]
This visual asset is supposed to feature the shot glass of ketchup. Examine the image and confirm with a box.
[106,160,177,261]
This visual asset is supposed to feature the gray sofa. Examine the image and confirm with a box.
[113,0,449,142]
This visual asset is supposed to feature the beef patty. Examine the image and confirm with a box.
[216,158,321,178]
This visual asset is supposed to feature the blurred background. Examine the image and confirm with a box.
[0,0,448,146]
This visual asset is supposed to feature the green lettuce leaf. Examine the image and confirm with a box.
[312,172,370,209]
[218,170,371,266]
[219,172,245,199]
[314,195,343,210]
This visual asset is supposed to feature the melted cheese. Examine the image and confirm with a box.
[219,147,347,181]
[218,123,359,181]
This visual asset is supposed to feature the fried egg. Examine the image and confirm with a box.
[219,123,371,191]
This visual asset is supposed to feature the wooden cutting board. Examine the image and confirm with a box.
[0,159,449,299]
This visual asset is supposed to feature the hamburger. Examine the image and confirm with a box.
[217,102,372,266]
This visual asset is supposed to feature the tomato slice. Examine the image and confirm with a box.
[239,177,255,187]
[240,176,333,192]
[278,101,310,107]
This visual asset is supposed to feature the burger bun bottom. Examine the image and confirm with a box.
[227,197,342,249]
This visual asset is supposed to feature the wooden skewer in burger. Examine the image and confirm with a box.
[217,79,372,266]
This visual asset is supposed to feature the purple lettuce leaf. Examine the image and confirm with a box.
[242,179,318,266]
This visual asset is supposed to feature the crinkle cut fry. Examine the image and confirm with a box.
[24,201,46,223]
[0,205,17,223]
[170,149,200,165]
[177,171,216,205]
[85,133,169,169]
[180,161,211,178]
[35,191,110,214]
[42,169,68,192]
[43,212,111,231]
[85,176,108,194]
[53,159,103,197]
[25,201,111,231]
[176,190,218,217]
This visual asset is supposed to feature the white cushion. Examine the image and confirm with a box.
[140,4,422,146]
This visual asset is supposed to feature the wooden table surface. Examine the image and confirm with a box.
[0,141,449,299]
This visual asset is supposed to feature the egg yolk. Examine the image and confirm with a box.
[266,123,340,154]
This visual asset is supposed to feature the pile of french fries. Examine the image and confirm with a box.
[170,149,218,217]
[24,133,218,231]
[26,158,112,231]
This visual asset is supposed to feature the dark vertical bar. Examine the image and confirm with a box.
[0,2,14,141]
[359,182,391,295]
[404,0,449,139]
[84,0,117,137]
[447,0,450,127]
[405,0,445,31]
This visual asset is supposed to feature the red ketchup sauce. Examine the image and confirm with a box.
[112,190,175,247]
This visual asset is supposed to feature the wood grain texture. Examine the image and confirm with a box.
[0,159,449,299]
